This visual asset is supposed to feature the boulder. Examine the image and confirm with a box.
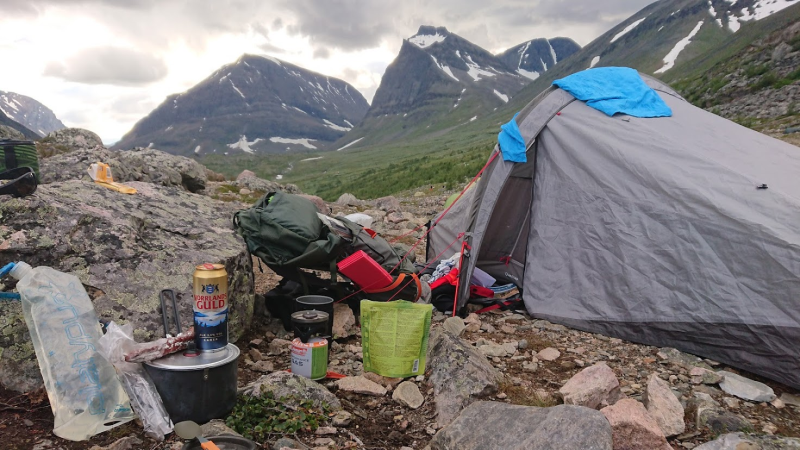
[234,176,296,194]
[559,362,624,409]
[236,170,256,180]
[718,371,776,402]
[694,432,800,450]
[430,402,612,450]
[656,347,712,370]
[375,196,401,212]
[200,419,242,437]
[690,367,722,385]
[393,381,424,409]
[427,329,503,427]
[642,373,685,437]
[0,180,254,392]
[335,193,360,206]
[332,303,357,338]
[0,124,25,140]
[686,392,750,434]
[239,372,341,410]
[600,399,671,450]
[42,127,103,151]
[39,146,209,193]
[537,347,561,361]
[443,317,466,336]
[336,375,387,396]
[299,194,331,214]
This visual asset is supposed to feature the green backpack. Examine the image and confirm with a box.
[233,191,343,271]
[233,191,422,300]
[1,140,39,181]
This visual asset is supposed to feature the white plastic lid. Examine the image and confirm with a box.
[9,261,32,281]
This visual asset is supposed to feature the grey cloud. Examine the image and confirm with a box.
[313,47,331,59]
[259,42,287,54]
[44,47,168,85]
[4,0,656,53]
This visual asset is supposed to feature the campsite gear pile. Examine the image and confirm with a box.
[427,69,800,390]
[2,262,136,441]
[234,191,428,330]
[87,161,137,194]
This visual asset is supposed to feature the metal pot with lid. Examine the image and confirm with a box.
[144,343,240,424]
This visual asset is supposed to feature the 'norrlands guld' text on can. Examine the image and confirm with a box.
[193,263,228,352]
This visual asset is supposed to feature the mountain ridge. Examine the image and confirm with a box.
[114,54,369,156]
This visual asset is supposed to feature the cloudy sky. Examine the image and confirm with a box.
[0,0,656,144]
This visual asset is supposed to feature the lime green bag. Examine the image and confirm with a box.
[1,140,39,181]
[360,300,433,378]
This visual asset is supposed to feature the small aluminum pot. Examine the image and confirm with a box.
[144,344,240,424]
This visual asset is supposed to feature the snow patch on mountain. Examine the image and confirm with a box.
[655,21,704,74]
[228,135,264,154]
[409,32,447,48]
[430,55,459,81]
[464,54,496,81]
[493,90,509,103]
[728,13,741,31]
[323,119,351,132]
[590,56,601,68]
[611,17,647,43]
[269,137,317,149]
[337,137,363,151]
[517,68,540,80]
[740,0,796,21]
[230,80,245,99]
[548,40,558,65]
[300,157,323,162]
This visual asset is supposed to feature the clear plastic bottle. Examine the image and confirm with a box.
[10,262,136,441]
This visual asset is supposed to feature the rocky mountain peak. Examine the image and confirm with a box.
[0,91,65,137]
[114,53,369,156]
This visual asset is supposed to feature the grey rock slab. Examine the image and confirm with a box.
[40,146,208,192]
[429,402,612,450]
[0,180,254,392]
[336,375,387,396]
[643,373,685,437]
[694,432,800,450]
[442,316,466,336]
[478,343,509,358]
[393,381,425,409]
[537,347,561,361]
[657,347,712,370]
[239,371,341,410]
[718,371,776,402]
[427,329,502,427]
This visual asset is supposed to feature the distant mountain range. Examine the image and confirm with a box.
[269,0,800,200]
[333,26,579,150]
[114,54,370,156]
[0,91,65,139]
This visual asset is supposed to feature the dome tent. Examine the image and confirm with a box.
[428,72,800,389]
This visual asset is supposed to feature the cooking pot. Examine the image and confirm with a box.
[144,344,240,424]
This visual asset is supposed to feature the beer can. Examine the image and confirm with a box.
[193,263,228,352]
